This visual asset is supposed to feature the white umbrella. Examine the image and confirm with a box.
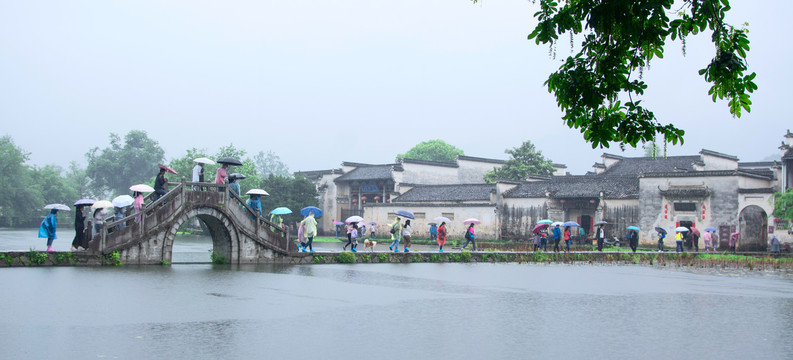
[551,221,564,227]
[130,184,155,193]
[91,200,113,210]
[194,157,216,165]
[44,204,70,211]
[434,216,451,223]
[675,226,690,232]
[112,195,134,207]
[246,189,269,196]
[345,216,365,224]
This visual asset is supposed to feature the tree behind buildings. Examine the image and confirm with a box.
[484,140,555,183]
[397,139,464,163]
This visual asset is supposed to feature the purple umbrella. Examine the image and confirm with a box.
[533,223,549,234]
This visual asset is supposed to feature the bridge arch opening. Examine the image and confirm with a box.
[165,207,238,264]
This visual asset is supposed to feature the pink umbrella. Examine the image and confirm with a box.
[690,227,700,237]
[158,164,178,174]
[130,184,155,193]
[532,223,549,234]
[463,218,481,225]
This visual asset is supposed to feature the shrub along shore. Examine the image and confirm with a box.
[2,248,791,271]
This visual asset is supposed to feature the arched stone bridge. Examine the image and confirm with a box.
[93,181,297,264]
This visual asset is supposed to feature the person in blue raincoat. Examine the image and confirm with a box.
[38,209,58,252]
[228,175,241,198]
[429,223,438,241]
[246,194,262,219]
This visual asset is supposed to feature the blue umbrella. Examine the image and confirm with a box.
[704,227,717,232]
[269,207,292,215]
[626,226,641,231]
[73,198,95,206]
[655,226,667,234]
[562,221,580,227]
[368,222,376,225]
[300,206,322,218]
[396,210,414,219]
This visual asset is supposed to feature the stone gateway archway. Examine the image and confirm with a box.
[738,205,768,251]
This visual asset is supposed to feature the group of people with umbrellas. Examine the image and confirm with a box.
[38,182,152,252]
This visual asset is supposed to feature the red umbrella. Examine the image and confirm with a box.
[532,223,549,234]
[690,227,700,236]
[158,164,178,174]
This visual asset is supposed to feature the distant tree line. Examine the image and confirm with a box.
[0,131,316,227]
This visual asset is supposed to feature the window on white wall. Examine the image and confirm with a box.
[414,212,426,219]
[442,212,455,220]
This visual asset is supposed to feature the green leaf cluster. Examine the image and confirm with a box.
[481,0,755,148]
[0,136,83,226]
[774,188,793,221]
[397,139,464,163]
[86,130,165,197]
[484,140,555,183]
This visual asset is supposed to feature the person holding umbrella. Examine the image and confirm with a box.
[154,167,168,202]
[437,221,447,252]
[228,175,241,198]
[596,224,606,251]
[389,217,402,252]
[402,219,412,252]
[656,227,667,252]
[675,230,685,253]
[563,226,572,252]
[627,229,638,253]
[341,223,354,251]
[703,229,713,253]
[72,205,87,251]
[552,224,562,252]
[300,213,318,252]
[38,208,60,252]
[192,161,204,184]
[215,163,229,192]
[133,191,144,222]
[461,223,476,251]
[539,228,548,251]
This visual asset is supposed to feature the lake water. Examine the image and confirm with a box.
[2,229,793,359]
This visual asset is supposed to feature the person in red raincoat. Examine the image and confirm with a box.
[437,222,447,253]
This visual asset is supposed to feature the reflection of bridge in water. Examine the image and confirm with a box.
[95,180,296,264]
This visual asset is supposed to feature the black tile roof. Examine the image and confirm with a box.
[334,165,395,182]
[401,158,458,168]
[640,169,773,180]
[600,156,701,176]
[457,155,505,164]
[700,149,739,161]
[393,184,496,202]
[503,176,639,199]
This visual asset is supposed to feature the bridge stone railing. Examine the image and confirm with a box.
[94,178,292,262]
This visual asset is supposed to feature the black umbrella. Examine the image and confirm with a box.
[217,157,242,166]
[229,173,246,180]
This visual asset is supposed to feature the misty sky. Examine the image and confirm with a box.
[2,1,791,176]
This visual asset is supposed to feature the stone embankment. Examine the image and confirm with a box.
[2,250,791,271]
